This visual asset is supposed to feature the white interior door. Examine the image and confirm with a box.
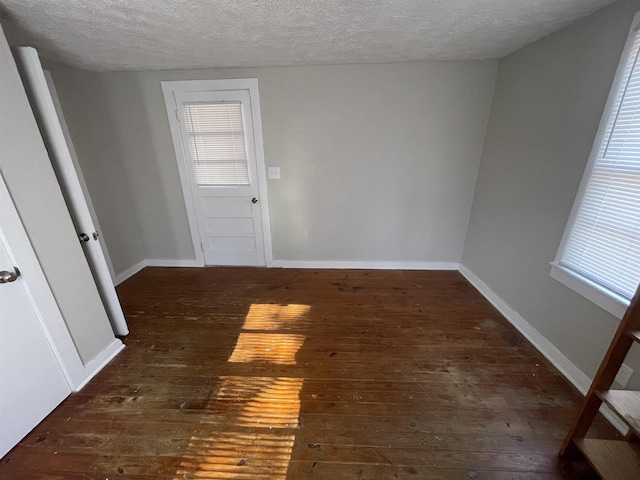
[0,200,71,459]
[172,87,268,266]
[14,47,128,336]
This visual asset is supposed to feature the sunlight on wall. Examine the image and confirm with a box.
[177,304,309,479]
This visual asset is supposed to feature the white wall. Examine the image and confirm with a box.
[49,61,497,272]
[462,0,640,387]
[40,0,640,392]
[44,62,147,276]
[0,26,116,364]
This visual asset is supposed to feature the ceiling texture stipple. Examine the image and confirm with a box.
[0,0,617,72]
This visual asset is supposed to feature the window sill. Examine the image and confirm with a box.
[549,263,628,320]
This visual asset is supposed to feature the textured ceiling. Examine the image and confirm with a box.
[0,0,617,72]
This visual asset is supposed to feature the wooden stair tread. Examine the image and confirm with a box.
[561,286,640,466]
[574,438,640,480]
[597,390,640,436]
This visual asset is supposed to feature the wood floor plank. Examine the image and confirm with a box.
[0,267,617,479]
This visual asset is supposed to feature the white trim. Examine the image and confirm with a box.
[114,258,204,286]
[550,263,627,319]
[161,85,206,266]
[161,78,273,267]
[74,339,124,392]
[551,12,640,311]
[114,259,148,286]
[273,260,459,270]
[145,258,203,267]
[114,258,457,284]
[459,264,628,434]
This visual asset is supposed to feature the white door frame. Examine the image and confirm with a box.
[0,172,86,389]
[162,78,274,267]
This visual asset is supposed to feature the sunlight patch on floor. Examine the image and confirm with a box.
[243,304,311,331]
[177,304,310,479]
[228,333,305,365]
[178,431,296,479]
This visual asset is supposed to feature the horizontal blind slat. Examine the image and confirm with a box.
[561,30,640,300]
[184,102,250,186]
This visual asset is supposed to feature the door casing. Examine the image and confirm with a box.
[162,78,274,267]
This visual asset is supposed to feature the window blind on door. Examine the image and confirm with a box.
[183,102,250,186]
[559,29,640,301]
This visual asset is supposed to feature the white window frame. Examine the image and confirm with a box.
[550,12,640,320]
[183,100,251,187]
[161,78,274,267]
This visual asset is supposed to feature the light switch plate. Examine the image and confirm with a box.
[268,167,281,179]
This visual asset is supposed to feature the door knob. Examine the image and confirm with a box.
[0,268,20,284]
[79,233,90,242]
[251,197,258,204]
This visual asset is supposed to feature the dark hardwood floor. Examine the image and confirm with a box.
[0,268,617,479]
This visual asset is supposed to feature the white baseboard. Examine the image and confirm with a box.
[114,259,147,285]
[116,258,458,283]
[114,258,203,285]
[145,258,204,268]
[273,260,460,270]
[458,264,628,434]
[73,339,125,392]
[112,259,623,430]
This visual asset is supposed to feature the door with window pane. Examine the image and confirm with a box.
[175,89,266,266]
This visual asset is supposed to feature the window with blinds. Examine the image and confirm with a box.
[557,24,640,303]
[183,102,250,186]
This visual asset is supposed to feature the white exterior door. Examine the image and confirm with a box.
[0,193,71,459]
[15,47,128,336]
[163,80,272,267]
